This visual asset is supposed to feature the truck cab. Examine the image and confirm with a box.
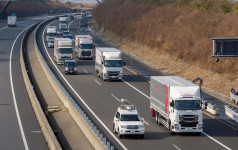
[75,35,94,59]
[113,99,145,138]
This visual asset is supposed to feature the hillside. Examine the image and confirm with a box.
[0,1,72,18]
[93,0,238,96]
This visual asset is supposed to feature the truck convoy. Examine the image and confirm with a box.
[59,16,68,30]
[95,47,124,81]
[150,76,203,134]
[113,99,145,138]
[46,26,57,42]
[54,38,73,65]
[8,16,17,27]
[75,35,94,59]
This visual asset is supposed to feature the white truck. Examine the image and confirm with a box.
[95,47,124,81]
[75,35,94,59]
[59,17,68,30]
[8,16,17,27]
[150,76,203,134]
[46,26,57,42]
[54,38,73,65]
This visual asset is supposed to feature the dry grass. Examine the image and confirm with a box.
[93,0,238,96]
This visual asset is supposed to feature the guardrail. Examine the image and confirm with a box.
[224,105,238,123]
[201,99,219,115]
[20,23,62,150]
[230,88,238,105]
[34,18,114,150]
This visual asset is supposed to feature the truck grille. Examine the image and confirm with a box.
[82,51,91,56]
[126,125,138,129]
[179,115,198,127]
[108,71,120,76]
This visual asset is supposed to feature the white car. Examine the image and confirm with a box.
[113,99,145,138]
[48,40,54,48]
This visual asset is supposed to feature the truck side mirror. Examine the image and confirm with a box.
[140,118,144,122]
[170,101,174,107]
[101,61,103,64]
[123,62,126,66]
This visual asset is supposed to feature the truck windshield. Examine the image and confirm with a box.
[80,44,93,49]
[65,62,75,67]
[47,33,56,36]
[104,60,122,67]
[120,114,140,121]
[175,100,201,110]
[58,48,72,54]
[60,21,67,24]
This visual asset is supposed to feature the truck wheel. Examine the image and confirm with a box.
[156,112,161,125]
[113,124,116,133]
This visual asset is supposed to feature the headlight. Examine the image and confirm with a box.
[120,125,126,129]
[65,67,69,71]
[175,124,179,129]
[74,68,77,71]
[198,124,203,129]
[104,73,108,77]
[138,125,144,129]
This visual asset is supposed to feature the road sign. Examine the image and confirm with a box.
[211,37,238,57]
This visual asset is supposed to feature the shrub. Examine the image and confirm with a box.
[193,0,212,12]
[219,1,232,14]
[233,4,238,14]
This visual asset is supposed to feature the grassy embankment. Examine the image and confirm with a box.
[93,0,238,96]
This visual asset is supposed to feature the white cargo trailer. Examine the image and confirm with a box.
[75,35,94,59]
[150,76,203,134]
[54,38,73,64]
[8,16,17,27]
[95,47,124,81]
[46,26,57,42]
[59,17,68,30]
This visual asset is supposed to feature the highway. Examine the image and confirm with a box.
[34,17,238,150]
[0,17,49,149]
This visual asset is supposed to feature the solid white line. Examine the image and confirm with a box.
[144,121,150,126]
[82,68,88,73]
[111,94,120,102]
[10,23,35,150]
[42,25,128,150]
[172,144,181,150]
[94,79,101,86]
[122,79,232,150]
[202,132,232,150]
[68,19,77,30]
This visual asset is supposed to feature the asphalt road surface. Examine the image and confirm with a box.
[0,17,49,149]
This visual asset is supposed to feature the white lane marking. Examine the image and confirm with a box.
[94,79,101,86]
[10,23,37,150]
[111,94,120,102]
[144,121,149,126]
[122,79,150,99]
[202,132,231,150]
[68,19,77,30]
[82,68,88,73]
[172,144,181,150]
[122,78,232,150]
[31,131,42,133]
[42,25,128,150]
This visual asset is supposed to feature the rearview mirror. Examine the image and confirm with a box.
[170,101,174,107]
[141,118,144,122]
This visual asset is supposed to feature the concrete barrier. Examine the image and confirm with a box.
[19,23,62,150]
[34,18,107,150]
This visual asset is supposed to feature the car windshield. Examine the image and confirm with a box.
[104,60,122,67]
[48,33,56,36]
[49,41,54,43]
[57,29,62,32]
[65,62,75,67]
[58,48,72,54]
[64,32,69,35]
[80,44,93,49]
[60,21,67,24]
[175,100,201,110]
[120,114,140,121]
